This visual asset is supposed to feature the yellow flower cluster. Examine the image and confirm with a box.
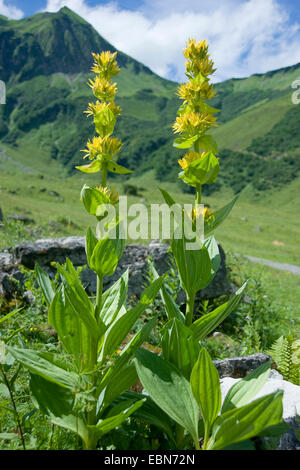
[177,80,215,102]
[184,39,216,78]
[84,101,121,118]
[81,50,122,168]
[174,38,218,173]
[178,150,206,170]
[91,51,120,79]
[82,135,122,161]
[88,77,117,102]
[96,185,119,204]
[173,111,217,136]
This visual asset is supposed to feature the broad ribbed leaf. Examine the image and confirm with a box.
[99,363,138,413]
[203,236,220,283]
[90,236,125,277]
[204,196,238,237]
[80,184,110,215]
[190,281,248,341]
[100,269,129,326]
[99,316,158,395]
[222,361,271,413]
[57,260,99,340]
[190,348,221,432]
[113,391,175,442]
[48,286,96,371]
[90,399,144,437]
[134,348,199,443]
[98,277,164,362]
[149,262,184,323]
[76,160,101,174]
[172,236,212,296]
[8,347,79,390]
[161,318,200,378]
[208,391,283,450]
[35,264,54,306]
[107,161,133,174]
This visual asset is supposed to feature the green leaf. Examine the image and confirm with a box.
[113,391,175,443]
[222,361,271,413]
[208,391,284,450]
[48,286,96,371]
[190,348,221,434]
[91,399,145,437]
[85,227,98,268]
[198,102,220,115]
[35,264,54,306]
[98,277,164,362]
[171,236,212,296]
[80,184,110,216]
[204,196,238,237]
[99,316,158,395]
[0,308,22,325]
[100,269,129,327]
[190,281,248,341]
[197,135,218,154]
[90,235,125,277]
[76,160,102,174]
[173,135,199,149]
[149,262,185,323]
[94,107,116,137]
[134,348,199,443]
[107,161,133,174]
[159,188,177,207]
[98,363,139,413]
[180,151,219,186]
[203,236,220,283]
[30,373,89,444]
[161,318,200,379]
[7,347,79,390]
[57,260,100,341]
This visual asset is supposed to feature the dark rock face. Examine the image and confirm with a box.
[0,236,231,301]
[214,353,271,378]
[277,417,300,450]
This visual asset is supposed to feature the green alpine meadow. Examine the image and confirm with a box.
[0,4,299,453]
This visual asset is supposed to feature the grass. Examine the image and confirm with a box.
[1,167,300,266]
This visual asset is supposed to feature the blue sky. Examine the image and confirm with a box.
[1,0,300,82]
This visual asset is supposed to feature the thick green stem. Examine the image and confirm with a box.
[95,274,103,321]
[195,184,202,205]
[101,165,108,187]
[185,291,195,326]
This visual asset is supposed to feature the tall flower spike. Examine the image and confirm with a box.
[173,39,220,189]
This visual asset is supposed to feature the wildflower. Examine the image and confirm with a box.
[96,186,119,204]
[91,51,120,79]
[88,77,117,102]
[177,80,215,103]
[81,135,122,161]
[178,151,206,169]
[183,38,216,78]
[173,111,217,136]
[84,101,121,118]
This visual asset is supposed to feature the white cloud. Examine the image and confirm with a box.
[44,0,300,82]
[0,0,23,19]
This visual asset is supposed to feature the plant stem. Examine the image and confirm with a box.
[185,291,195,326]
[195,184,202,205]
[0,364,26,450]
[95,274,103,321]
[101,164,108,187]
